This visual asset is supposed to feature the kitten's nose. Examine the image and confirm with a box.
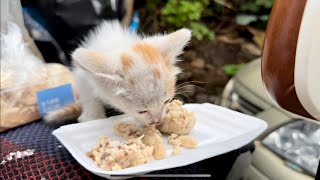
[151,116,164,125]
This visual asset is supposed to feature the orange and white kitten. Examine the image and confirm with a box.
[45,21,191,125]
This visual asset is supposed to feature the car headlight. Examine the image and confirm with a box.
[262,120,320,176]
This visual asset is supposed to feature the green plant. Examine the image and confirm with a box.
[161,0,215,41]
[190,22,215,41]
[223,64,245,76]
[240,0,274,12]
[235,0,274,27]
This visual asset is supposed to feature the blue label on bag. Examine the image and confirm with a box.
[36,84,75,115]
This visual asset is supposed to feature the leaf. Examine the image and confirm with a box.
[240,2,260,13]
[256,0,274,8]
[223,64,245,76]
[189,22,215,41]
[160,0,214,41]
[235,14,258,26]
[207,31,215,41]
[259,15,269,21]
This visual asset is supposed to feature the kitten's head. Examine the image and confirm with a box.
[72,28,191,125]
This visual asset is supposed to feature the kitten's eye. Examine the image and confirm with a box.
[164,99,171,104]
[138,110,148,114]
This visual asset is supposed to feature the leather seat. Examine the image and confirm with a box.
[261,0,320,121]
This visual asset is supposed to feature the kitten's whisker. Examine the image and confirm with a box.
[175,91,192,103]
[176,81,195,89]
[176,81,192,88]
[176,80,209,88]
[173,96,184,103]
[178,90,194,93]
[176,84,199,90]
[177,84,208,93]
[181,92,193,103]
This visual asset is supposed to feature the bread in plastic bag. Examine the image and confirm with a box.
[0,23,76,132]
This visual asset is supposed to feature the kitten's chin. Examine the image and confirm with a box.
[134,116,150,125]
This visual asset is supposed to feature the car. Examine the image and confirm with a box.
[220,58,319,180]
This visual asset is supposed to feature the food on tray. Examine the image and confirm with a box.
[157,99,196,135]
[113,122,143,139]
[114,123,167,160]
[140,125,162,145]
[168,134,198,155]
[89,100,197,170]
[152,140,167,160]
[87,136,153,171]
[141,126,166,160]
[168,134,198,148]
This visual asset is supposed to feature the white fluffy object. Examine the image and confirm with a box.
[0,22,45,88]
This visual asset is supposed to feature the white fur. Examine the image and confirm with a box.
[72,20,191,124]
[81,21,140,51]
[144,28,192,60]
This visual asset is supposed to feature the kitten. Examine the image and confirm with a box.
[44,20,191,126]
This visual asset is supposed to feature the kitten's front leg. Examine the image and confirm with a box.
[78,98,106,122]
[74,70,106,122]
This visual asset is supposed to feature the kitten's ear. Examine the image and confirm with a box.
[145,28,192,59]
[72,48,123,81]
[72,48,108,73]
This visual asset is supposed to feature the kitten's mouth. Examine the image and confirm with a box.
[137,117,164,126]
[149,121,163,126]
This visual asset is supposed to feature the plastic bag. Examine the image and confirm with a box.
[1,0,44,61]
[1,22,46,89]
[0,22,77,132]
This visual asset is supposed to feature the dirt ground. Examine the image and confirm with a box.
[136,2,265,105]
[175,33,261,104]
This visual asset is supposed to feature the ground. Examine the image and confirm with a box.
[176,28,261,104]
[136,1,265,104]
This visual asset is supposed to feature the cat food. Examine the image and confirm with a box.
[157,99,196,135]
[113,122,143,139]
[89,101,198,171]
[168,134,199,155]
[152,141,167,160]
[140,125,162,146]
[168,134,199,148]
[87,136,153,171]
[114,123,167,160]
[141,126,167,160]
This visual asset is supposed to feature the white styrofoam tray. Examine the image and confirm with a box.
[53,103,267,179]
